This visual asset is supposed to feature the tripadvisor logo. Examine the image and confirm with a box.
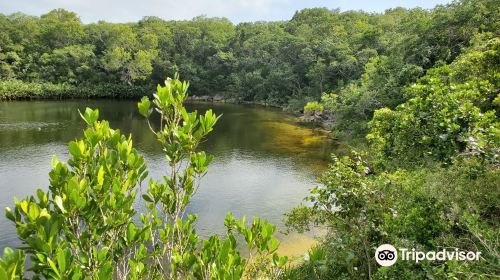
[375,244,398,266]
[375,244,481,266]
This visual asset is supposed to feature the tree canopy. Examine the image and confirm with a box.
[1,0,498,117]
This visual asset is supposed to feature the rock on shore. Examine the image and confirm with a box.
[299,110,334,130]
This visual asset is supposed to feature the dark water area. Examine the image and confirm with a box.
[0,100,337,254]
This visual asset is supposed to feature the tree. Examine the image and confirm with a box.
[99,24,158,85]
[1,0,496,104]
[368,37,500,168]
[40,44,96,84]
[286,153,387,279]
[39,9,85,50]
[102,47,157,85]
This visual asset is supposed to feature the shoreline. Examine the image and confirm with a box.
[1,90,335,139]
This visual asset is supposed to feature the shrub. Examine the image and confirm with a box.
[367,38,500,168]
[0,79,152,100]
[303,101,324,113]
[286,153,500,279]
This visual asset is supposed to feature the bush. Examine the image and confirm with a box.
[367,38,500,168]
[0,79,153,100]
[285,153,500,279]
[304,101,324,113]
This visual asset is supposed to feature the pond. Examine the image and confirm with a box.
[0,100,337,255]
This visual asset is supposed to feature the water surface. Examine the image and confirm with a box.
[0,100,336,253]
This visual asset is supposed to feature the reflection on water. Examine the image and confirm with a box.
[0,100,337,255]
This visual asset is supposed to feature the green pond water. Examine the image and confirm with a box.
[0,100,337,254]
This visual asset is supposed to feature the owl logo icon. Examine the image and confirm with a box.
[375,244,398,266]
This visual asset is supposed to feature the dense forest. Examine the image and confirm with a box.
[0,0,497,110]
[0,0,499,278]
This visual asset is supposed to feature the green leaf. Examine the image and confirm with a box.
[5,207,15,221]
[127,223,137,241]
[57,249,67,274]
[142,194,153,203]
[68,141,81,158]
[0,267,7,280]
[51,155,58,167]
[54,196,66,214]
[80,108,99,125]
[19,200,28,214]
[97,247,109,262]
[137,96,152,118]
[47,258,60,278]
[97,166,104,186]
[268,238,279,252]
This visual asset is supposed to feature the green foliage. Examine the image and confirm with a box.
[39,9,85,49]
[102,47,157,85]
[40,44,96,84]
[0,1,499,279]
[287,154,499,279]
[303,101,324,113]
[2,0,497,110]
[1,75,287,279]
[286,153,386,279]
[0,79,151,100]
[6,107,148,278]
[135,74,286,279]
[280,246,328,280]
[0,248,25,280]
[368,37,500,168]
[286,34,500,276]
[285,33,500,279]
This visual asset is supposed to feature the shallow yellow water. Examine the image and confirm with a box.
[277,232,319,258]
